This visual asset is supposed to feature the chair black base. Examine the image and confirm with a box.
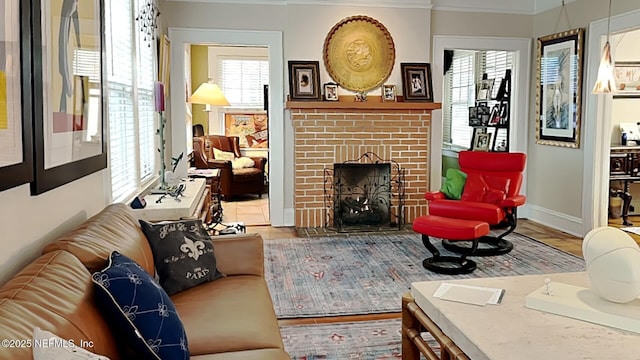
[442,235,513,256]
[423,256,477,275]
[421,235,479,275]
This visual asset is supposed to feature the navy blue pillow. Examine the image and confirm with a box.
[92,251,189,360]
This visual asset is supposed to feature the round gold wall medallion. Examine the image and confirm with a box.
[323,15,395,92]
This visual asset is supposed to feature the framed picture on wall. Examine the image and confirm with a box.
[535,28,584,148]
[401,63,433,102]
[30,0,107,194]
[288,61,321,101]
[613,62,640,98]
[0,1,34,192]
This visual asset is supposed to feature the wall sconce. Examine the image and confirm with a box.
[592,0,616,94]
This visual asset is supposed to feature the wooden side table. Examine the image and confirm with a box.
[188,168,222,224]
[402,293,469,360]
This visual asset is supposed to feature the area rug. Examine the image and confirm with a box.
[281,318,435,359]
[264,232,584,318]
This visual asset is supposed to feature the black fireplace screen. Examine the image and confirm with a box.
[324,152,405,233]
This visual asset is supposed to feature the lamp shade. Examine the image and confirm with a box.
[592,41,616,94]
[188,80,230,106]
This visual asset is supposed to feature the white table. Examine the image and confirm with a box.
[131,178,208,222]
[406,272,640,360]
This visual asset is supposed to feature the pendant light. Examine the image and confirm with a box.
[592,0,616,94]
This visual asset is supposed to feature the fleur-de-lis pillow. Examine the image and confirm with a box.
[139,219,224,295]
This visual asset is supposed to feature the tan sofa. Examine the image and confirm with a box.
[0,203,290,359]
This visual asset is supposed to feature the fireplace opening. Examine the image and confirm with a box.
[324,152,405,233]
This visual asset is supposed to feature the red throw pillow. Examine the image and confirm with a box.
[460,173,487,202]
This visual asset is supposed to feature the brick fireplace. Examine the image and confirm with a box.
[289,100,440,228]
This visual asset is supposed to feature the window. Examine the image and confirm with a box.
[218,57,269,108]
[105,0,156,202]
[443,50,513,149]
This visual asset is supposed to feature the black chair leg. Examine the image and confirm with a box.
[421,235,477,275]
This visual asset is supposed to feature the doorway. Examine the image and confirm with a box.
[582,9,640,235]
[168,28,288,226]
[431,36,532,216]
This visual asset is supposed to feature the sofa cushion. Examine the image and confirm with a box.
[0,251,119,359]
[92,251,189,360]
[139,219,225,295]
[171,275,284,356]
[42,203,155,275]
[33,327,110,360]
[440,168,467,200]
[191,349,291,360]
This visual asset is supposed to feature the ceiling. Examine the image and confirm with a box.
[165,0,576,15]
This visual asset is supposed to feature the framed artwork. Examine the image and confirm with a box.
[0,1,33,192]
[324,82,338,101]
[159,34,170,88]
[382,84,396,102]
[476,78,494,101]
[613,62,640,98]
[535,28,584,148]
[30,0,107,194]
[224,113,268,149]
[401,63,433,102]
[472,132,492,151]
[288,61,321,101]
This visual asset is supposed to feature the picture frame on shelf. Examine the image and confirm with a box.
[0,1,34,192]
[472,132,492,152]
[401,63,433,102]
[382,84,396,102]
[288,61,321,101]
[613,62,640,98]
[30,0,107,194]
[476,78,494,101]
[535,28,584,148]
[324,82,339,101]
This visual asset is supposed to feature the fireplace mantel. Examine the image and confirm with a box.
[286,100,441,111]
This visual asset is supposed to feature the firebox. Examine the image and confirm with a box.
[324,152,405,233]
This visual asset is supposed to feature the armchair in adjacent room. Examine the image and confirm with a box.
[425,151,527,255]
[193,135,267,200]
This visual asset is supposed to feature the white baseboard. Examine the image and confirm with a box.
[525,204,584,238]
[283,208,295,227]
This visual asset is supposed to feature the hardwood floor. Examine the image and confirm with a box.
[246,219,586,326]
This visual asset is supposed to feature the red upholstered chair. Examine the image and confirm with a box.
[425,151,526,256]
[193,135,267,200]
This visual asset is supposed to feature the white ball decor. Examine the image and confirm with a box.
[582,227,640,303]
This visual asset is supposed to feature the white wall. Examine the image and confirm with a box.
[0,173,106,285]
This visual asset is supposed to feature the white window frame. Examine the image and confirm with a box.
[105,0,157,203]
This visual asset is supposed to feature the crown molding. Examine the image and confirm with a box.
[165,0,576,15]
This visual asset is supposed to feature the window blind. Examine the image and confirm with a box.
[106,0,156,202]
[444,50,474,148]
[444,50,513,149]
[218,58,269,108]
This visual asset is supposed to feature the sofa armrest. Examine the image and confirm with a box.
[425,191,446,201]
[502,194,526,208]
[211,233,264,276]
[250,156,267,171]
